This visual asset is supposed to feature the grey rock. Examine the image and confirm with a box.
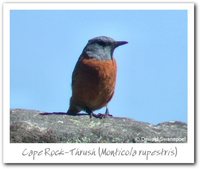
[10,109,187,143]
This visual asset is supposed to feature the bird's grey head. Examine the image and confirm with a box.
[81,36,128,60]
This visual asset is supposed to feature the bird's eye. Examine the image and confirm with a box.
[97,41,106,46]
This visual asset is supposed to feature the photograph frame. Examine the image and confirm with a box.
[3,2,194,164]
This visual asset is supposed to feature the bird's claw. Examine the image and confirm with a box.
[93,113,113,119]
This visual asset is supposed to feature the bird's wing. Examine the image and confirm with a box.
[71,55,84,87]
[71,61,80,87]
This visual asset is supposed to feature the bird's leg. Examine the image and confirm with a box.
[85,107,104,119]
[102,106,113,118]
[105,106,109,115]
[95,106,113,118]
[85,107,93,118]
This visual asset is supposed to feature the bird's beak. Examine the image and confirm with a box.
[114,41,128,48]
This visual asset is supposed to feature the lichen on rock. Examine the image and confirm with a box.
[10,109,187,143]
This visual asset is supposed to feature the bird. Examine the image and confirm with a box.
[66,36,128,118]
[40,36,128,118]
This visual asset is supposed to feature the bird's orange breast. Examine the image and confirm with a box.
[71,57,117,111]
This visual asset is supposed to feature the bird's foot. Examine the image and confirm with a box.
[86,106,113,119]
[92,113,113,119]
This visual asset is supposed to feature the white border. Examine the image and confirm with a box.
[3,2,194,163]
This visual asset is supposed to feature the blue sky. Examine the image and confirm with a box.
[10,10,187,124]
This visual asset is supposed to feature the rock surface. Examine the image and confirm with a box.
[10,109,187,143]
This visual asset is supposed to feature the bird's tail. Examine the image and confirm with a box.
[66,105,80,115]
